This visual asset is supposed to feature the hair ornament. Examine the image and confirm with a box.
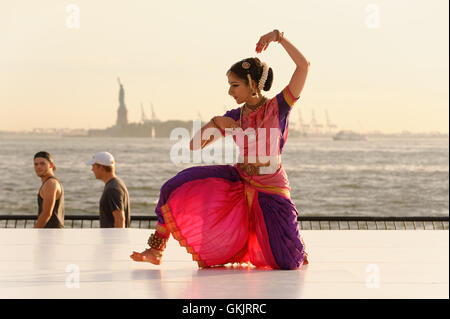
[247,74,254,91]
[258,62,269,91]
[242,61,251,70]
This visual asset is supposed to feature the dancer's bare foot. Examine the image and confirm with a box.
[303,252,309,265]
[130,248,162,265]
[300,237,309,265]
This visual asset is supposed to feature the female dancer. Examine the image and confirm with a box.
[131,29,310,270]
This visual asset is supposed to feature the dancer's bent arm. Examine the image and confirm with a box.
[256,30,310,99]
[190,116,239,150]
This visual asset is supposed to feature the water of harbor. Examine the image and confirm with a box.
[0,135,448,217]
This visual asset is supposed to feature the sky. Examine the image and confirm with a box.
[0,0,448,133]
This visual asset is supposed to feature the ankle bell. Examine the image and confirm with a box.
[147,232,167,250]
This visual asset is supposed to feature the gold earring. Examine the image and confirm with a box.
[247,74,253,91]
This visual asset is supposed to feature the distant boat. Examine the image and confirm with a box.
[332,130,366,141]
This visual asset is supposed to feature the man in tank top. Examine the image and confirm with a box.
[86,152,130,228]
[34,151,65,228]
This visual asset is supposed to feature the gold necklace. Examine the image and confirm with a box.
[240,97,268,128]
[244,97,267,112]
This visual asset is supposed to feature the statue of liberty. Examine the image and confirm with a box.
[116,77,128,127]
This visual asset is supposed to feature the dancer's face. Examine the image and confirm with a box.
[227,72,253,104]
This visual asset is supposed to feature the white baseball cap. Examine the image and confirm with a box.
[86,152,115,167]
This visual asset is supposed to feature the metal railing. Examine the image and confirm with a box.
[0,215,448,230]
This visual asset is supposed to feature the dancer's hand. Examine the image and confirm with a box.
[255,30,278,53]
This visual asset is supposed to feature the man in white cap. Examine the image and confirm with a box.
[86,152,130,228]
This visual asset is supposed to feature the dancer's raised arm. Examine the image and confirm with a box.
[256,30,310,99]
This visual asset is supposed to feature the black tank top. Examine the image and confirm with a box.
[37,176,65,228]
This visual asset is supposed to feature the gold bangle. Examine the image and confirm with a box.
[274,29,280,41]
[274,29,284,43]
[211,117,225,135]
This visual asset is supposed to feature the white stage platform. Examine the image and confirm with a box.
[0,229,447,299]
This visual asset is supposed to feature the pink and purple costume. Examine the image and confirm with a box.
[155,86,307,269]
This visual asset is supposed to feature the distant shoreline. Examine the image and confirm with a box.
[0,132,448,139]
[1,135,449,140]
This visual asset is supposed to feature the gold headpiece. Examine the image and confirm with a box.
[247,74,253,92]
[242,61,251,70]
